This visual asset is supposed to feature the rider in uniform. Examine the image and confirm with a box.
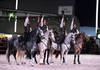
[70,17,79,34]
[71,24,79,34]
[23,14,32,45]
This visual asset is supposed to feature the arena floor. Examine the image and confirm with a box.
[0,54,100,70]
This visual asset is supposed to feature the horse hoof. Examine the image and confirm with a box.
[8,62,11,65]
[31,64,34,67]
[47,63,49,65]
[73,62,76,64]
[50,61,54,63]
[21,62,24,64]
[17,63,20,65]
[21,62,26,64]
[35,62,38,64]
[40,63,45,65]
[23,62,26,64]
[78,62,81,64]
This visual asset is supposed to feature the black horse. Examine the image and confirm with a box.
[6,34,18,64]
[17,26,44,65]
[6,26,43,64]
[43,30,66,64]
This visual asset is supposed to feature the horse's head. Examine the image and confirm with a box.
[70,33,76,44]
[81,32,89,40]
[49,29,55,42]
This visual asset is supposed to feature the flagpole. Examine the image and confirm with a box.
[14,0,18,32]
[96,0,99,34]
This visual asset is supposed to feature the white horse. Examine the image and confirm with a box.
[38,26,55,65]
[48,31,67,63]
[60,32,75,64]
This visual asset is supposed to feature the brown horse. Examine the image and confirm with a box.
[73,32,89,64]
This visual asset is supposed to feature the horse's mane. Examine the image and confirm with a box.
[75,33,81,41]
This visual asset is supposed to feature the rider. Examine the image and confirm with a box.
[71,18,79,34]
[72,24,79,34]
[23,14,32,44]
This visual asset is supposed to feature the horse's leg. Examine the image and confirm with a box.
[60,45,62,61]
[6,49,11,64]
[47,49,50,64]
[61,44,65,64]
[16,49,20,65]
[30,51,37,65]
[63,57,65,63]
[50,49,54,63]
[26,50,31,59]
[21,51,26,64]
[63,51,66,63]
[74,53,76,64]
[39,43,45,65]
[61,51,64,64]
[30,42,38,65]
[40,49,45,65]
[43,50,46,64]
[60,51,62,61]
[34,51,37,63]
[13,51,17,63]
[20,51,23,64]
[77,54,81,64]
[63,50,68,64]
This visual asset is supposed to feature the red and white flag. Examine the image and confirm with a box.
[39,16,44,27]
[70,18,74,30]
[24,14,30,27]
[60,15,64,28]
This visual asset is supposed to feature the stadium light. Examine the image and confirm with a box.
[96,0,99,33]
[14,0,18,33]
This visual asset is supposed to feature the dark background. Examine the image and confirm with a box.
[0,0,100,27]
[0,0,100,54]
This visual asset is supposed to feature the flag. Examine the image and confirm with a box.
[70,18,74,30]
[24,15,29,27]
[60,15,64,28]
[39,16,44,27]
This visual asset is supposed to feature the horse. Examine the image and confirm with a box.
[15,26,44,65]
[73,32,88,64]
[43,29,55,64]
[6,34,18,64]
[14,35,26,65]
[43,30,67,64]
[60,32,75,64]
[38,26,55,65]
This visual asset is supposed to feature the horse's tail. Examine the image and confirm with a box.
[6,49,9,62]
